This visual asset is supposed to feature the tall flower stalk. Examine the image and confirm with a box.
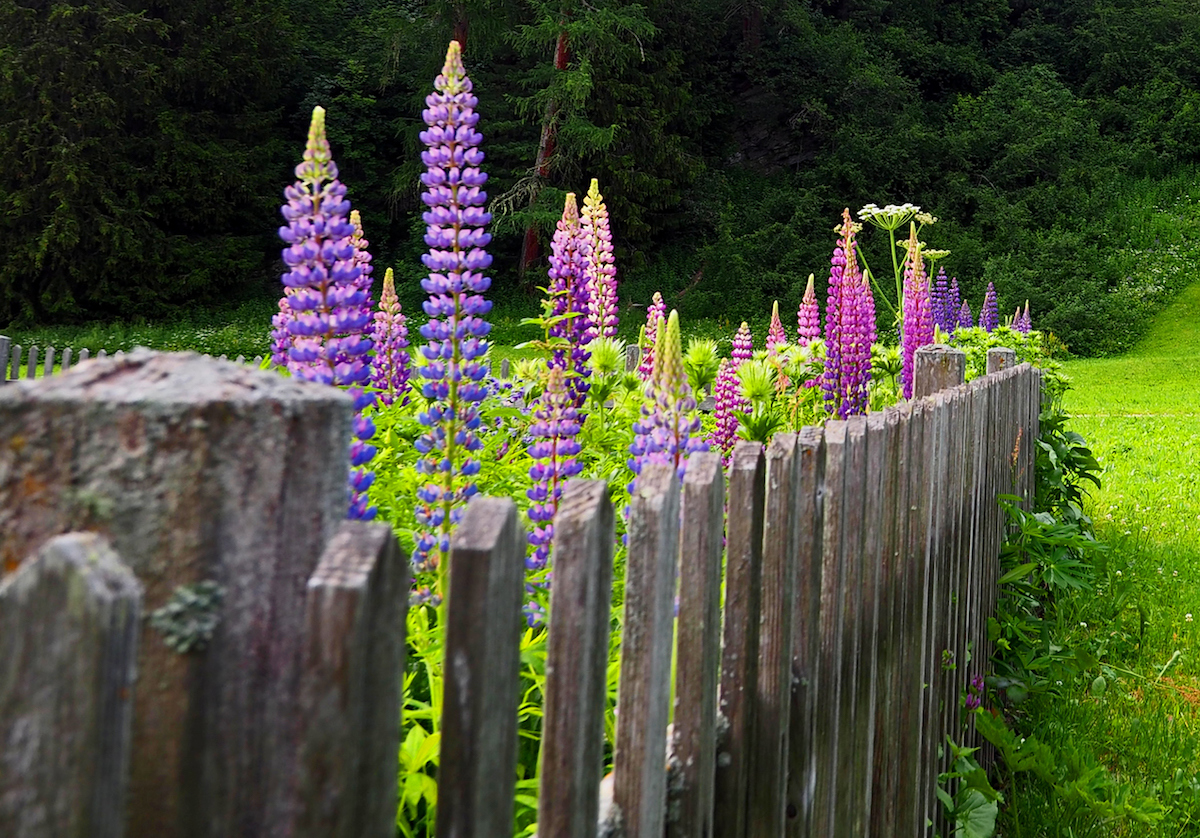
[979,282,999,332]
[582,179,618,340]
[900,223,935,399]
[767,300,788,350]
[958,300,974,330]
[278,105,377,520]
[411,41,493,602]
[547,192,591,406]
[797,274,821,344]
[638,291,666,380]
[822,209,874,418]
[709,321,754,458]
[371,267,411,406]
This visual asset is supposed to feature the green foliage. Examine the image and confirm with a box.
[935,737,1003,838]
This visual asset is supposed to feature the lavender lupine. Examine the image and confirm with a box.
[270,296,294,368]
[582,179,618,340]
[732,321,754,362]
[932,267,951,333]
[1020,300,1032,332]
[796,274,821,345]
[899,224,935,400]
[411,41,493,599]
[638,291,666,380]
[546,192,592,406]
[278,105,377,520]
[979,282,999,332]
[628,310,709,488]
[958,300,973,330]
[525,366,583,578]
[947,277,963,331]
[371,267,411,406]
[822,209,874,417]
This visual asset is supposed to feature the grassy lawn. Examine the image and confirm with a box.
[1007,283,1200,835]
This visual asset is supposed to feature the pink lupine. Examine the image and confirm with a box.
[582,179,617,340]
[638,291,666,380]
[900,224,935,400]
[797,274,821,345]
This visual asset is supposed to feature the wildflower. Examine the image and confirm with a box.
[547,192,592,406]
[526,366,583,586]
[767,300,788,351]
[582,179,617,340]
[732,321,754,362]
[638,291,666,380]
[1187,614,1193,623]
[822,208,874,417]
[371,267,411,407]
[899,223,934,399]
[797,274,821,344]
[978,282,999,332]
[958,300,973,330]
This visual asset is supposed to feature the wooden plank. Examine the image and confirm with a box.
[0,335,9,385]
[0,532,143,838]
[860,411,888,836]
[786,426,825,837]
[0,349,356,837]
[834,417,868,834]
[10,345,20,381]
[748,433,799,838]
[625,344,641,373]
[26,345,38,379]
[43,346,55,378]
[499,357,511,379]
[714,441,766,838]
[811,420,847,837]
[670,454,725,838]
[295,521,406,838]
[96,349,106,359]
[78,348,90,364]
[539,480,615,838]
[614,463,680,838]
[913,344,966,398]
[437,497,526,838]
[61,347,73,373]
[986,347,1016,374]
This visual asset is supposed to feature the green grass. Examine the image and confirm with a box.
[1007,283,1200,835]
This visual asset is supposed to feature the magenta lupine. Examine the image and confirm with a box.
[767,300,788,351]
[822,209,874,417]
[797,274,821,345]
[547,192,592,406]
[411,41,493,600]
[958,300,973,330]
[638,291,666,380]
[732,321,754,362]
[525,367,583,580]
[900,224,935,400]
[278,105,377,521]
[979,282,999,332]
[371,267,411,406]
[629,310,709,488]
[582,179,618,340]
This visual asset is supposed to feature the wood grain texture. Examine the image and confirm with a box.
[986,347,1016,374]
[295,521,406,838]
[748,433,798,838]
[0,349,353,838]
[437,497,526,838]
[614,463,681,838]
[715,441,766,838]
[670,454,725,838]
[0,533,142,838]
[786,426,824,838]
[539,480,615,838]
[860,411,888,837]
[913,345,966,398]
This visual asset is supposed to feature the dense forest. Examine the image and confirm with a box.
[3,0,1199,355]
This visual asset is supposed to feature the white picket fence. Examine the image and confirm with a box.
[0,335,267,384]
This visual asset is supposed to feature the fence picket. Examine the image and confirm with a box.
[614,463,680,838]
[79,348,90,363]
[61,347,72,373]
[437,497,526,838]
[670,453,725,838]
[27,345,38,379]
[0,336,8,384]
[538,480,615,838]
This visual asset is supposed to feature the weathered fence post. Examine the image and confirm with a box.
[61,347,72,374]
[295,522,407,838]
[25,345,37,379]
[625,343,641,373]
[538,480,615,838]
[43,346,55,378]
[715,441,766,838]
[0,533,142,838]
[10,344,21,382]
[986,347,1016,374]
[670,453,724,838]
[0,350,365,838]
[913,344,966,398]
[436,497,526,838]
[0,335,9,384]
[614,463,680,838]
[499,357,511,379]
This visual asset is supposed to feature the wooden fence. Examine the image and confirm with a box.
[0,344,1036,838]
[0,335,267,383]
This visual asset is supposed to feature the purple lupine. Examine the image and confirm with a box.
[371,267,411,406]
[278,105,377,520]
[797,274,821,345]
[958,300,973,330]
[411,41,493,599]
[629,310,709,487]
[900,224,935,400]
[822,209,873,417]
[732,321,754,362]
[547,192,592,406]
[947,277,962,332]
[582,179,618,340]
[270,296,294,368]
[525,366,583,577]
[767,300,788,351]
[932,267,951,333]
[1020,300,1032,332]
[638,291,666,380]
[979,282,999,332]
[348,210,375,335]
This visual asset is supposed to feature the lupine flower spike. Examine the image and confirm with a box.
[767,300,788,351]
[709,321,754,458]
[278,105,377,520]
[822,208,874,417]
[732,321,754,362]
[547,192,592,406]
[1020,300,1032,332]
[411,41,493,602]
[899,223,934,400]
[932,267,951,333]
[797,274,821,345]
[947,277,962,332]
[958,300,973,330]
[638,291,666,380]
[582,179,618,340]
[629,310,709,488]
[979,282,999,332]
[371,267,411,406]
[348,210,376,341]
